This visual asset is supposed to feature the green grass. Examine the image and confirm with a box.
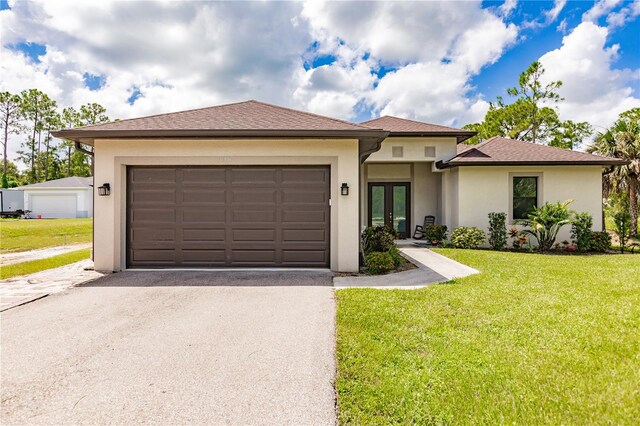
[0,248,90,279]
[336,250,640,425]
[0,218,92,253]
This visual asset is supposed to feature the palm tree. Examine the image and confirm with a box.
[588,109,640,236]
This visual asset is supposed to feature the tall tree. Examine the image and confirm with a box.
[61,107,82,177]
[0,92,22,186]
[77,103,110,175]
[506,61,562,144]
[588,107,640,236]
[463,61,592,147]
[18,89,57,182]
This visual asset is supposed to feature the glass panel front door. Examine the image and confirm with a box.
[368,182,411,238]
[370,185,385,227]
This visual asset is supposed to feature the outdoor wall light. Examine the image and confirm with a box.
[340,183,349,196]
[97,183,111,196]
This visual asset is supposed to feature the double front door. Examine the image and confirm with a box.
[368,182,411,238]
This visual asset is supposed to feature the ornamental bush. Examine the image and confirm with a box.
[589,232,611,252]
[365,252,395,274]
[361,225,398,254]
[389,246,404,267]
[519,200,574,253]
[451,226,486,249]
[424,224,448,244]
[488,212,507,250]
[571,212,593,252]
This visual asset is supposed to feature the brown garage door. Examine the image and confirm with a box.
[127,166,330,268]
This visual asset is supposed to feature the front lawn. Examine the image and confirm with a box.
[0,218,92,253]
[336,250,640,425]
[0,248,91,280]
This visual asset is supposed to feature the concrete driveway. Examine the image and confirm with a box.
[1,271,336,425]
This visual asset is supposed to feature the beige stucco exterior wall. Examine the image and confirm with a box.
[93,138,360,272]
[365,137,457,163]
[453,165,604,243]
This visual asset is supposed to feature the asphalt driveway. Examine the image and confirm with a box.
[1,271,336,425]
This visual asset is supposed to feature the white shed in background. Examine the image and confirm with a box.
[18,177,93,218]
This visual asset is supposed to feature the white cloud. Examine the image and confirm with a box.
[545,0,567,22]
[539,21,640,128]
[606,0,640,28]
[582,0,622,23]
[498,0,518,18]
[368,62,489,127]
[522,0,567,29]
[299,0,516,123]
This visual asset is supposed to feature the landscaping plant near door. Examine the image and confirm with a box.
[488,212,507,250]
[361,225,400,274]
[519,200,574,253]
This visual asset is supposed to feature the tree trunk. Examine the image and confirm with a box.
[3,115,8,176]
[630,176,638,237]
[67,145,71,176]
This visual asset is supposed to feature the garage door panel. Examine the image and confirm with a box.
[282,190,327,204]
[282,209,327,223]
[182,189,226,204]
[181,250,226,264]
[281,168,328,184]
[232,209,277,223]
[230,168,277,184]
[132,228,176,242]
[127,166,329,268]
[131,208,176,223]
[131,168,176,183]
[182,209,226,223]
[231,189,277,204]
[132,190,176,203]
[282,229,326,242]
[232,229,276,241]
[282,250,327,264]
[182,168,226,184]
[231,250,276,263]
[182,229,225,242]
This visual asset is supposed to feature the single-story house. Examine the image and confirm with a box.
[53,100,624,272]
[18,176,93,219]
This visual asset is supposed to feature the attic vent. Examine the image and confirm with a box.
[392,146,404,158]
[424,146,436,157]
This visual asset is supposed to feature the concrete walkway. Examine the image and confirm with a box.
[334,247,479,289]
[0,243,92,266]
[0,259,104,311]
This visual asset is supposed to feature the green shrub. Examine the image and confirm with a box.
[365,251,395,274]
[571,212,593,252]
[361,225,398,254]
[389,246,404,267]
[519,200,574,253]
[613,210,631,253]
[590,232,611,252]
[488,212,507,250]
[451,226,486,249]
[424,224,448,244]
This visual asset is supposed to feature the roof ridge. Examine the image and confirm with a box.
[361,115,465,132]
[69,100,257,131]
[247,100,375,130]
[68,100,373,132]
[454,137,497,158]
[495,136,606,159]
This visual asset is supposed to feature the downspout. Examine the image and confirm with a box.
[358,135,387,266]
[76,142,96,262]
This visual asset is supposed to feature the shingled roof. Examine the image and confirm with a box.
[52,100,388,144]
[360,116,475,142]
[18,176,92,189]
[436,137,626,168]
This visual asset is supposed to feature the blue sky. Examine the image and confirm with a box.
[1,0,639,159]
